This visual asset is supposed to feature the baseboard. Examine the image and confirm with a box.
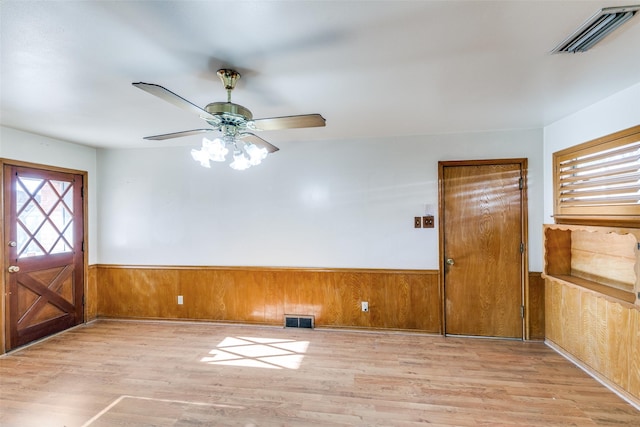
[545,339,640,411]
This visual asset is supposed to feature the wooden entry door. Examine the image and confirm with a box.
[440,160,526,339]
[3,165,85,349]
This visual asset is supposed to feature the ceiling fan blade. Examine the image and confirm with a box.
[240,132,280,153]
[251,114,326,131]
[143,129,214,141]
[132,82,218,121]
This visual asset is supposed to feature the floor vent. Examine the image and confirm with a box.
[284,315,314,329]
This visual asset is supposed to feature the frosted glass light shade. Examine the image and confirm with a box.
[191,148,211,168]
[193,136,270,170]
[229,150,251,170]
[204,137,228,162]
[245,143,268,166]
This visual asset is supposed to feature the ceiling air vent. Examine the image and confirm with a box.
[551,5,640,53]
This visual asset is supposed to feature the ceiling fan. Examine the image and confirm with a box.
[133,69,326,170]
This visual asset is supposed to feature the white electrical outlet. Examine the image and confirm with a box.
[177,295,183,305]
[361,301,368,312]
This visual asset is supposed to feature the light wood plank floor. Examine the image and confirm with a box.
[1,320,639,426]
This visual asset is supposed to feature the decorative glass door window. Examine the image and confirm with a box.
[16,176,75,258]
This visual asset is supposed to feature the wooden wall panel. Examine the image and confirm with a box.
[630,309,640,398]
[571,231,636,292]
[545,277,640,404]
[407,273,442,330]
[544,279,560,343]
[608,300,631,389]
[316,271,357,326]
[528,272,545,340]
[94,266,541,337]
[99,268,180,319]
[283,270,329,325]
[86,265,98,322]
[579,290,598,369]
[97,266,442,333]
[543,228,571,275]
[181,269,271,323]
[5,267,543,354]
[1,277,4,354]
[560,284,581,356]
[595,296,609,377]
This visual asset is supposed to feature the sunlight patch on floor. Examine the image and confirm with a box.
[81,395,246,427]
[200,336,310,369]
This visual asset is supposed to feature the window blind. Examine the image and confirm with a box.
[553,125,640,224]
[558,140,640,207]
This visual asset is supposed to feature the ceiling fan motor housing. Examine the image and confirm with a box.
[205,102,253,121]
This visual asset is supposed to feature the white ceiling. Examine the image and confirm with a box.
[1,1,640,149]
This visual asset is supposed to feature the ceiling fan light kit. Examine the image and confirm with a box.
[551,5,640,53]
[191,136,268,170]
[133,68,326,171]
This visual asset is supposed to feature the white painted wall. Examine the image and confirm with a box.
[543,82,640,223]
[98,129,543,270]
[0,126,99,264]
[4,78,638,278]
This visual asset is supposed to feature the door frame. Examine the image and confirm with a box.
[438,159,529,339]
[0,159,88,353]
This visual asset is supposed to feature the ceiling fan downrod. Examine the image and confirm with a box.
[217,68,240,103]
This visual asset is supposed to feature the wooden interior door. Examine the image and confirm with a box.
[3,165,85,349]
[440,160,525,339]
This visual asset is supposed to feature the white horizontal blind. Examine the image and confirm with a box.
[558,140,640,208]
[553,125,640,223]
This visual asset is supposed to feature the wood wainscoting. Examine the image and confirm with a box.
[87,265,98,322]
[96,265,442,333]
[1,267,546,353]
[528,272,545,340]
[95,265,546,337]
[545,278,640,406]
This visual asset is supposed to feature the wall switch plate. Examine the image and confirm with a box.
[414,217,422,228]
[361,301,369,312]
[177,295,183,305]
[423,215,434,228]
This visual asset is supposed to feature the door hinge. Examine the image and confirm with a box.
[82,241,85,252]
[82,295,85,307]
[518,177,523,190]
[520,305,525,318]
[520,242,525,253]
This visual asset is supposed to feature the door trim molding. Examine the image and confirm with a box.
[0,158,89,353]
[438,158,530,339]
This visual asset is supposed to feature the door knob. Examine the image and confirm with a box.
[7,265,20,273]
[446,258,455,266]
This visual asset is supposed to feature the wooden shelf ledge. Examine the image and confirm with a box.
[542,273,638,306]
